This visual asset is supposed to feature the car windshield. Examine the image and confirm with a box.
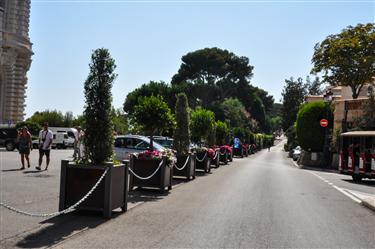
[154,139,173,149]
[132,136,165,151]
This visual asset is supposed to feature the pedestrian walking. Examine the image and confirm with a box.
[76,126,85,159]
[36,122,53,171]
[17,127,32,170]
[73,126,79,159]
[267,141,271,152]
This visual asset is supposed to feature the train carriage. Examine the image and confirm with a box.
[339,131,375,182]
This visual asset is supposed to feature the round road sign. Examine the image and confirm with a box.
[320,119,328,127]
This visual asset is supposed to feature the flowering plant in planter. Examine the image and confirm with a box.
[133,149,177,168]
[220,145,233,154]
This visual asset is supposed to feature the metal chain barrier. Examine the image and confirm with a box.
[212,151,218,160]
[128,160,163,180]
[196,152,207,162]
[174,155,190,171]
[0,168,109,218]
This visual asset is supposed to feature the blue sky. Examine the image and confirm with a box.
[26,0,375,118]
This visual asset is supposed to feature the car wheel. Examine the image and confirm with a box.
[352,175,362,182]
[5,141,15,151]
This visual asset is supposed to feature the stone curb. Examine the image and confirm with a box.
[361,197,375,212]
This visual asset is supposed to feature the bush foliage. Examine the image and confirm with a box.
[296,101,332,152]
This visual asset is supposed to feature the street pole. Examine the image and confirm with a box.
[322,89,333,168]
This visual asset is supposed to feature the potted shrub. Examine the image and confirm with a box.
[172,93,196,180]
[130,96,175,192]
[190,107,215,173]
[59,48,128,218]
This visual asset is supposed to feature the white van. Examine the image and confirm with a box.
[49,127,77,140]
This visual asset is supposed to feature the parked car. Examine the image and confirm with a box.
[152,136,173,149]
[292,146,301,161]
[114,134,166,160]
[0,127,18,151]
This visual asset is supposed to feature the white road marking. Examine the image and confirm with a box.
[309,171,362,204]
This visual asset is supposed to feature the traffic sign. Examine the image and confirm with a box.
[320,119,328,127]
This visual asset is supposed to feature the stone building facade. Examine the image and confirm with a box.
[0,0,32,124]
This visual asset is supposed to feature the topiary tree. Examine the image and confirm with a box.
[133,95,175,150]
[84,48,117,164]
[190,107,215,146]
[215,120,230,145]
[207,122,216,147]
[173,93,190,155]
[296,101,332,152]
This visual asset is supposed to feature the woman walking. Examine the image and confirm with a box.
[17,127,32,170]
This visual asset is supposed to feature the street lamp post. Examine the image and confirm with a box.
[322,89,333,168]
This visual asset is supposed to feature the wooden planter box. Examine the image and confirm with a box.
[228,150,233,162]
[59,160,128,219]
[173,154,196,180]
[233,147,244,158]
[130,156,172,193]
[219,151,228,165]
[210,149,220,168]
[195,151,211,173]
[243,147,249,157]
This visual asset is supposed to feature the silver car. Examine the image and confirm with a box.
[114,135,165,160]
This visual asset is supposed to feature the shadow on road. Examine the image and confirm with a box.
[1,168,24,172]
[342,179,375,187]
[15,211,109,248]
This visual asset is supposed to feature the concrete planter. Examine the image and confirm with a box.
[59,160,128,219]
[173,154,196,180]
[130,156,172,193]
[195,151,211,173]
[243,147,249,157]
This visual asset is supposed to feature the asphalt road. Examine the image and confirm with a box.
[1,142,374,248]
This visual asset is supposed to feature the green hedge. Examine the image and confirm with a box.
[296,101,332,152]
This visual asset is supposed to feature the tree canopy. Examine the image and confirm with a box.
[311,23,375,99]
[171,47,254,85]
[281,77,307,131]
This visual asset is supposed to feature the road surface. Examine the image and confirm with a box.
[1,142,374,248]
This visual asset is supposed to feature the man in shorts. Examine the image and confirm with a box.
[36,122,53,171]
